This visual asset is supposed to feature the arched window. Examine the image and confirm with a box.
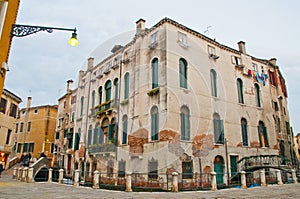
[213,113,224,144]
[91,90,95,114]
[152,58,159,89]
[241,118,248,146]
[114,78,119,101]
[87,125,93,146]
[122,115,128,144]
[258,121,269,147]
[124,73,130,99]
[98,86,103,104]
[210,69,217,97]
[105,80,112,102]
[180,106,190,140]
[237,78,244,104]
[109,117,117,143]
[179,58,188,88]
[151,106,159,141]
[101,117,109,143]
[80,96,84,116]
[254,84,261,107]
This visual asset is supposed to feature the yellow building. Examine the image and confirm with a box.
[0,88,22,167]
[13,97,58,161]
[0,0,20,95]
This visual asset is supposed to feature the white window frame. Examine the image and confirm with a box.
[0,1,8,39]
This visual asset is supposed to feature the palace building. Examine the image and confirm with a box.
[55,18,293,184]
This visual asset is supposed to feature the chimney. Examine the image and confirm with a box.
[87,57,94,70]
[67,79,74,92]
[238,41,246,54]
[26,97,32,109]
[269,58,277,66]
[136,18,146,35]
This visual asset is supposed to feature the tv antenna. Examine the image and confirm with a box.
[204,26,212,35]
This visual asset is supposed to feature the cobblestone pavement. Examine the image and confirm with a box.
[0,174,299,199]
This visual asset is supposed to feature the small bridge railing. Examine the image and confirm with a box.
[237,155,291,172]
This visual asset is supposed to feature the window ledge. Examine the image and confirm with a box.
[214,143,224,146]
[120,99,129,105]
[256,107,263,110]
[238,103,246,106]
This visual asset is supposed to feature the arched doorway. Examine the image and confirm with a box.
[214,155,224,185]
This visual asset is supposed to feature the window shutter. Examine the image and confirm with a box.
[213,119,218,143]
[185,114,190,140]
[108,124,113,141]
[180,113,185,140]
[220,120,224,144]
[231,56,235,64]
[74,133,79,150]
[99,127,104,144]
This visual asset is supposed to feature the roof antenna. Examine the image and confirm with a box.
[204,26,212,36]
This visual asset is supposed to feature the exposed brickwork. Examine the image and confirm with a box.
[128,128,148,155]
[192,134,214,157]
[160,130,180,143]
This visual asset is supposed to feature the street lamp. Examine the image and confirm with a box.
[11,24,78,46]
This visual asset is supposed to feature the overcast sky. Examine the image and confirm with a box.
[5,0,300,134]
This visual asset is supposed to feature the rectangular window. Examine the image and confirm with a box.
[23,143,29,153]
[151,31,158,43]
[241,123,248,146]
[64,129,68,138]
[252,63,258,71]
[27,122,31,132]
[20,123,24,132]
[87,129,92,146]
[122,119,128,144]
[71,96,76,104]
[274,101,279,111]
[74,133,80,150]
[55,132,60,139]
[0,97,7,114]
[286,122,290,135]
[68,129,73,149]
[6,129,12,145]
[178,32,188,47]
[71,112,75,122]
[9,103,17,118]
[34,109,38,114]
[182,161,193,179]
[148,160,158,179]
[15,123,18,133]
[17,143,22,153]
[208,45,216,55]
[214,119,224,144]
[28,143,34,153]
[231,56,241,66]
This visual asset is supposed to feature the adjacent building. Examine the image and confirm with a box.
[57,18,293,184]
[0,88,22,167]
[0,0,20,95]
[54,80,78,175]
[14,97,58,162]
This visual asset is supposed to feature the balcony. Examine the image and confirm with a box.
[95,100,115,117]
[88,143,116,154]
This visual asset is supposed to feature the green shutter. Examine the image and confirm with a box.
[180,113,185,140]
[220,120,224,144]
[99,127,103,144]
[185,114,190,140]
[213,119,218,143]
[108,124,113,141]
[152,59,158,89]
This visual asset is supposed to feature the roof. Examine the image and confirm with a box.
[2,88,22,103]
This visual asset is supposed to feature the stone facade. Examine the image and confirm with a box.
[58,18,293,183]
[54,80,77,174]
[0,88,22,167]
[14,97,58,161]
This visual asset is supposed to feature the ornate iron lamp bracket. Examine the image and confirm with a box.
[11,24,76,37]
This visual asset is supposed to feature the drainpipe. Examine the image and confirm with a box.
[225,138,230,185]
